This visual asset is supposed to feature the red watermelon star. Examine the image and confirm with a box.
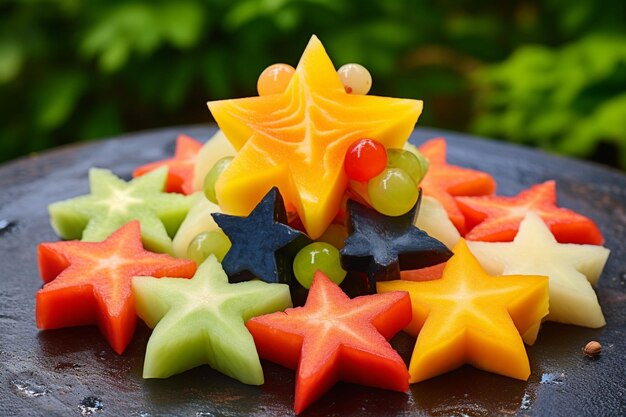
[246,272,411,414]
[419,138,496,235]
[133,134,203,194]
[456,180,604,244]
[36,221,196,354]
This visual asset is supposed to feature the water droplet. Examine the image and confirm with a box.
[196,413,215,417]
[79,396,104,415]
[0,219,16,235]
[520,392,532,410]
[11,380,49,397]
[540,372,565,385]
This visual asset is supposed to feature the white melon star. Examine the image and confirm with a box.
[468,212,609,330]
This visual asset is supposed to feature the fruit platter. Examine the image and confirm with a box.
[2,36,626,416]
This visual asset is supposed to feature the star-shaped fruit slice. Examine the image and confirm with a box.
[456,180,604,244]
[377,239,549,383]
[133,134,203,195]
[340,194,452,292]
[207,35,423,239]
[246,272,411,414]
[418,138,496,235]
[36,221,196,354]
[212,187,310,284]
[132,255,292,384]
[468,212,609,328]
[49,167,193,254]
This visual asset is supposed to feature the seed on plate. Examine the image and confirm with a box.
[582,340,602,357]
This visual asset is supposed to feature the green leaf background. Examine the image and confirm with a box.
[0,0,624,168]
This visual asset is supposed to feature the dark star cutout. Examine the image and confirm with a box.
[340,190,453,292]
[212,187,310,284]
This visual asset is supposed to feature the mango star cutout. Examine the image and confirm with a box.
[377,239,549,383]
[132,255,292,384]
[207,35,423,239]
[468,212,609,329]
[49,167,193,255]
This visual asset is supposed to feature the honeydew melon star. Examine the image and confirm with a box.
[207,35,423,239]
[48,167,193,255]
[132,255,293,384]
[468,212,610,329]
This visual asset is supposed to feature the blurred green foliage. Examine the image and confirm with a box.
[0,0,625,168]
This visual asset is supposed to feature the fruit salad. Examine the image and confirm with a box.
[35,35,610,415]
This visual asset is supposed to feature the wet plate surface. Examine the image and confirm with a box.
[1,126,625,416]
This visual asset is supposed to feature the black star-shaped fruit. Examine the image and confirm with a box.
[212,187,310,284]
[340,190,453,292]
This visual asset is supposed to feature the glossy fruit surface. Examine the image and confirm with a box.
[337,63,372,95]
[133,255,292,383]
[207,35,422,239]
[293,242,346,288]
[386,148,426,184]
[37,221,196,354]
[203,156,234,204]
[378,239,549,383]
[246,272,411,414]
[257,63,295,96]
[187,230,232,264]
[367,168,418,216]
[344,138,387,182]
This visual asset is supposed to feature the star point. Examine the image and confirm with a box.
[208,35,423,239]
[468,212,609,329]
[340,193,453,292]
[378,239,549,383]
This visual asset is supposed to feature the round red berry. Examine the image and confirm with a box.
[344,138,387,182]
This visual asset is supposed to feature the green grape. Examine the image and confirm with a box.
[317,224,348,249]
[187,230,232,265]
[203,156,234,204]
[387,148,426,184]
[403,143,429,180]
[293,242,346,289]
[367,168,418,216]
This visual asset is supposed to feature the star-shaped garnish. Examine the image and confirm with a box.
[133,134,203,195]
[340,193,452,292]
[49,167,193,254]
[456,180,604,244]
[418,138,496,235]
[212,187,310,284]
[36,221,196,354]
[132,255,292,384]
[207,35,423,239]
[468,212,609,328]
[378,239,549,383]
[246,272,411,414]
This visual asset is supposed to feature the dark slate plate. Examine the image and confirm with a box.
[1,126,625,417]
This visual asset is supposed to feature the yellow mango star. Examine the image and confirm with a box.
[207,35,423,239]
[377,239,549,383]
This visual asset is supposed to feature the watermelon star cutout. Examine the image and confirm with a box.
[468,212,609,328]
[208,35,423,239]
[340,194,452,292]
[36,221,196,354]
[378,239,549,383]
[49,167,193,254]
[418,138,496,235]
[133,134,203,195]
[212,187,310,284]
[246,272,412,414]
[132,255,292,384]
[456,180,604,244]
